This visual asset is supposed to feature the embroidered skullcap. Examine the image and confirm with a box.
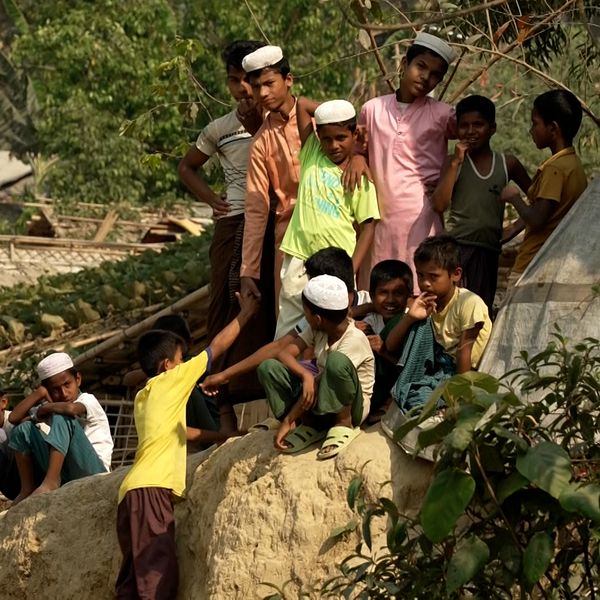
[303,275,349,311]
[242,45,284,73]
[37,352,74,381]
[314,100,356,125]
[413,31,456,64]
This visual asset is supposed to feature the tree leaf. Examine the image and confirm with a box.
[516,441,572,499]
[347,476,363,510]
[446,535,490,594]
[421,469,475,543]
[497,472,529,503]
[559,483,600,523]
[328,519,358,540]
[523,532,553,589]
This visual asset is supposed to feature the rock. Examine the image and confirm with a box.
[0,426,432,599]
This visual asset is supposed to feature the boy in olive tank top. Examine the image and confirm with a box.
[432,95,530,314]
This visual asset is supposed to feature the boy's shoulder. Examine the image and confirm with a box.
[442,287,488,322]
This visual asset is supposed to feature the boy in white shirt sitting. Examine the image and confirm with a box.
[9,352,113,505]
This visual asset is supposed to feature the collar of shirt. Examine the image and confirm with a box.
[539,146,575,170]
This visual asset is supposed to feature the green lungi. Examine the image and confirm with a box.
[9,414,106,483]
[257,351,364,426]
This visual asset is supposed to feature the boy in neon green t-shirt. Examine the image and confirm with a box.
[276,98,380,338]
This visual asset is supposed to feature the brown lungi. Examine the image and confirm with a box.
[115,487,178,600]
[207,212,276,403]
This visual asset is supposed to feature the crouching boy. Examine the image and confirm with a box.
[258,275,374,460]
[115,292,257,600]
[9,352,113,505]
[384,235,492,413]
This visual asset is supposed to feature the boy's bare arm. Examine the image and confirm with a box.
[431,145,466,214]
[8,386,51,424]
[385,292,436,355]
[177,146,230,218]
[208,293,259,361]
[297,97,319,146]
[456,323,483,374]
[352,219,375,273]
[201,331,298,395]
[505,154,531,194]
[501,185,556,232]
[37,402,86,419]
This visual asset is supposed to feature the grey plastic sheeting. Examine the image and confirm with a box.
[479,177,600,384]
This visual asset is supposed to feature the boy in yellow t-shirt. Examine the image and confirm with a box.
[276,97,380,338]
[115,294,256,600]
[385,235,491,412]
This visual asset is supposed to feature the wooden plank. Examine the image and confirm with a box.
[93,209,119,242]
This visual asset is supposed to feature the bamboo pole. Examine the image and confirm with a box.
[73,285,210,367]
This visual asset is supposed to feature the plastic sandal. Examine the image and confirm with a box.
[317,426,361,460]
[248,417,281,432]
[281,424,326,454]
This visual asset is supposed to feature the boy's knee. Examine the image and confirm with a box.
[257,358,280,383]
[8,420,34,452]
[324,351,354,377]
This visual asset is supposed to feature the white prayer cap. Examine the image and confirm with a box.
[413,31,456,64]
[303,275,349,311]
[37,352,74,381]
[242,45,284,73]
[314,100,356,126]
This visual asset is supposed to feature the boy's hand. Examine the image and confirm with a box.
[408,292,437,320]
[500,184,521,205]
[368,335,384,354]
[342,154,373,192]
[209,191,230,219]
[236,290,259,318]
[236,98,262,134]
[354,320,372,334]
[35,386,52,404]
[453,141,469,164]
[240,277,262,303]
[274,418,293,451]
[200,373,229,396]
[300,374,316,410]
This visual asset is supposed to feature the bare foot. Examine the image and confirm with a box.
[10,489,34,507]
[32,479,60,496]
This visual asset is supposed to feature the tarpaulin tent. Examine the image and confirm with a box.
[479,177,600,379]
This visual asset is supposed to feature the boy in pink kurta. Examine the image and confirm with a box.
[356,32,456,287]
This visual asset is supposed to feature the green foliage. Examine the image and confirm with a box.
[314,331,600,598]
[2,0,185,206]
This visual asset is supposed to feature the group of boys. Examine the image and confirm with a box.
[1,30,588,600]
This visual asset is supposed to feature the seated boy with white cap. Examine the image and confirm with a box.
[8,352,113,505]
[275,96,380,338]
[257,274,374,459]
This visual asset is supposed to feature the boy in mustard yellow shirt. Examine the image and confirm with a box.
[502,89,587,283]
[115,294,256,600]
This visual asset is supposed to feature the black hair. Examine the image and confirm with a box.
[301,294,348,325]
[369,260,414,296]
[406,43,449,73]
[533,89,583,144]
[138,330,187,378]
[304,247,354,292]
[413,234,460,272]
[456,95,496,125]
[221,40,265,70]
[247,57,291,81]
[153,314,192,344]
[316,117,357,133]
